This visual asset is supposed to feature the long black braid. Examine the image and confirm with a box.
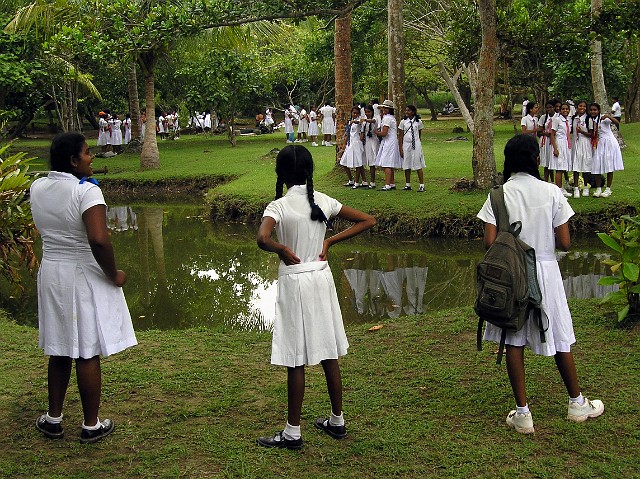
[503,134,542,181]
[307,175,333,229]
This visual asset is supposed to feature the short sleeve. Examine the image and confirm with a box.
[262,200,282,224]
[476,194,496,226]
[520,117,527,127]
[326,196,342,219]
[79,185,106,214]
[417,120,424,131]
[552,192,575,228]
[551,117,560,132]
[381,116,393,129]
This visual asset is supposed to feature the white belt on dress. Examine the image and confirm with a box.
[278,261,328,277]
[536,253,557,262]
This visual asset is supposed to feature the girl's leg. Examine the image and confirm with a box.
[554,170,563,189]
[554,352,580,398]
[417,168,424,184]
[543,167,550,182]
[595,174,602,187]
[343,167,353,184]
[369,166,376,185]
[76,356,101,426]
[404,169,411,183]
[48,356,73,417]
[356,166,366,184]
[505,345,527,407]
[606,172,613,188]
[573,172,580,186]
[390,168,396,186]
[384,168,392,187]
[287,366,305,426]
[321,359,343,416]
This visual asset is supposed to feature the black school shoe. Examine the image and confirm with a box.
[314,418,347,439]
[36,415,64,439]
[80,418,115,444]
[256,430,303,450]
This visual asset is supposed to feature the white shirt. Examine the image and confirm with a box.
[612,102,621,118]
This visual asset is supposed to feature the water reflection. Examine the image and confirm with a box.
[0,204,619,331]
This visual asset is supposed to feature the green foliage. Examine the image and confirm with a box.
[597,214,640,322]
[0,143,38,287]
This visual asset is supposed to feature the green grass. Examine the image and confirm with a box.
[11,119,640,234]
[0,302,638,478]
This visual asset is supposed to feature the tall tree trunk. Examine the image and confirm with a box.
[388,0,406,119]
[439,62,474,133]
[334,13,353,163]
[140,52,160,169]
[127,60,141,139]
[625,39,640,123]
[473,0,497,189]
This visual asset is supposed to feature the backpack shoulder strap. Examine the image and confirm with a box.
[489,185,510,233]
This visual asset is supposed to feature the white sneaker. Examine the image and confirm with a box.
[312,142,319,147]
[286,140,294,144]
[506,410,535,434]
[573,187,580,198]
[582,187,590,197]
[601,187,612,198]
[562,190,572,198]
[593,187,602,197]
[567,397,604,422]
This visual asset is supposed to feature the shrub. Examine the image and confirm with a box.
[0,144,38,288]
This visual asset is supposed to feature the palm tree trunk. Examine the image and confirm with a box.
[334,13,353,163]
[127,60,141,139]
[140,52,160,169]
[472,0,497,189]
[388,0,406,118]
[625,40,640,123]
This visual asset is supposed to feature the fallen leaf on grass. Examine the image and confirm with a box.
[368,324,384,331]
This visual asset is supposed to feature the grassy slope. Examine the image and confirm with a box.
[13,119,640,227]
[0,303,638,478]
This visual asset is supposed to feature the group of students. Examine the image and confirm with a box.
[339,99,426,192]
[281,104,333,146]
[96,110,133,154]
[520,98,624,198]
[157,111,180,140]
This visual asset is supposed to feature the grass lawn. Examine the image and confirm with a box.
[11,118,640,236]
[0,301,638,478]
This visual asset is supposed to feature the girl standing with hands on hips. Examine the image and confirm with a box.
[256,145,376,450]
[477,134,604,434]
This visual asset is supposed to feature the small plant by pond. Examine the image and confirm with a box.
[598,214,640,323]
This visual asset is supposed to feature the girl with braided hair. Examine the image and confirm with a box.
[256,145,376,450]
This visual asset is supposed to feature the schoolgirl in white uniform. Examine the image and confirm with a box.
[550,103,573,197]
[284,106,295,143]
[140,111,146,140]
[111,114,123,154]
[478,134,604,434]
[361,105,380,189]
[264,108,275,132]
[398,105,425,192]
[570,100,592,198]
[297,108,309,142]
[374,100,402,191]
[157,113,165,139]
[340,106,367,189]
[308,107,319,146]
[97,113,109,153]
[538,101,555,182]
[256,145,376,450]
[319,103,336,146]
[520,102,539,137]
[123,114,131,145]
[588,102,624,197]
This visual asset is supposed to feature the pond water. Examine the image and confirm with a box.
[1,203,618,331]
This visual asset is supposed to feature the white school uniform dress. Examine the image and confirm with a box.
[297,109,309,134]
[140,119,146,140]
[30,172,137,358]
[477,173,576,356]
[157,115,165,134]
[591,116,624,174]
[320,105,336,135]
[399,117,425,170]
[284,110,294,134]
[550,115,572,171]
[265,109,274,127]
[538,114,553,168]
[123,118,131,144]
[362,118,379,166]
[111,119,123,146]
[307,110,319,136]
[340,121,364,168]
[571,114,591,173]
[262,185,347,367]
[106,118,114,145]
[520,114,537,136]
[97,118,109,146]
[374,114,402,169]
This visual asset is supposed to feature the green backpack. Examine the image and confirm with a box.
[475,185,546,364]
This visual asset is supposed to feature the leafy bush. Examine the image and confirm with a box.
[0,144,38,288]
[597,214,640,322]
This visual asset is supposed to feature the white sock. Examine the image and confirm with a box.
[570,393,585,405]
[405,183,411,187]
[390,183,396,188]
[516,404,530,415]
[82,417,101,430]
[419,184,424,188]
[329,411,344,427]
[283,422,301,440]
[46,413,63,424]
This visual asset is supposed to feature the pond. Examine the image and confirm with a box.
[1,203,618,331]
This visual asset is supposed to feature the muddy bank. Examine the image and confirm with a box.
[100,176,233,202]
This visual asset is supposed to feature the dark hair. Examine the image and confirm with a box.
[371,98,379,104]
[589,102,601,115]
[503,134,541,181]
[274,145,331,228]
[525,101,537,115]
[49,133,86,173]
[405,104,421,120]
[364,105,375,115]
[350,105,361,116]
